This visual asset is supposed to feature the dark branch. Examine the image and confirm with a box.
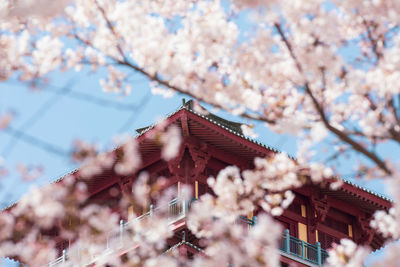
[274,23,392,175]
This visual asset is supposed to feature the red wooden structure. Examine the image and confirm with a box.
[45,100,392,266]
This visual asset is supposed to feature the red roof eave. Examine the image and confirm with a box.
[341,182,392,210]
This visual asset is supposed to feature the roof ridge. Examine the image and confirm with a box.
[342,178,392,202]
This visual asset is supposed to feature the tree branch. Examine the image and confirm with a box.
[362,18,382,62]
[274,23,392,175]
[71,14,393,175]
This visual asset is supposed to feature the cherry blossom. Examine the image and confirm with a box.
[16,164,43,181]
[160,125,182,161]
[326,239,370,267]
[0,0,400,266]
[114,138,141,176]
[0,112,13,129]
[240,124,259,139]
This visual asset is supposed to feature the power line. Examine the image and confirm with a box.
[2,77,147,157]
[7,78,146,111]
[32,80,144,111]
[118,91,152,133]
[1,78,78,158]
[2,127,69,158]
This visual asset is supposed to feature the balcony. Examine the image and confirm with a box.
[279,229,329,266]
[45,199,327,266]
[45,198,197,266]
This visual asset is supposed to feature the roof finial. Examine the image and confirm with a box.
[182,98,186,106]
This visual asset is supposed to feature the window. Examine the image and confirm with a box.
[318,231,340,249]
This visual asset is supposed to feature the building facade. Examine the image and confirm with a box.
[43,100,391,266]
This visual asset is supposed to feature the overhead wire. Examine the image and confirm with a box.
[1,78,78,158]
[0,75,154,207]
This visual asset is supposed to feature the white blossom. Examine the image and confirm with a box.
[114,138,141,176]
[161,125,182,161]
[326,239,370,267]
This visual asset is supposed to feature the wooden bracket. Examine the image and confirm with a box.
[310,193,330,232]
[356,214,374,244]
[167,143,186,179]
[188,142,210,177]
[117,175,133,196]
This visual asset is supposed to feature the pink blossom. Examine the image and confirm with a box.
[161,125,182,161]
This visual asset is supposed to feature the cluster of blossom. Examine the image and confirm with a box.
[71,137,138,178]
[185,181,283,266]
[0,112,13,129]
[371,174,400,241]
[0,176,88,265]
[370,243,400,267]
[145,121,182,161]
[78,151,115,179]
[207,153,327,218]
[325,239,370,267]
[260,191,295,216]
[71,139,99,163]
[114,138,142,176]
[371,208,400,239]
[243,153,337,195]
[100,66,131,95]
[0,157,8,178]
[240,124,259,139]
[160,125,182,161]
[188,209,282,267]
[16,163,43,181]
[242,154,302,193]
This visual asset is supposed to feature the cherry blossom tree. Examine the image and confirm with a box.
[0,0,400,266]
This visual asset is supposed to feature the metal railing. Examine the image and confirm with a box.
[48,250,66,266]
[238,216,257,226]
[45,197,190,267]
[279,229,328,266]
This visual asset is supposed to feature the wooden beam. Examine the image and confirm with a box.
[316,224,349,240]
[295,186,365,217]
[180,113,190,137]
[87,174,119,197]
[184,136,250,169]
[143,160,168,174]
[140,150,162,170]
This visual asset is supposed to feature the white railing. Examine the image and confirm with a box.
[48,250,66,266]
[45,198,191,267]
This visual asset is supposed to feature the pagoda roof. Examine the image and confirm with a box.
[135,100,391,204]
[136,99,281,155]
[133,100,392,251]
